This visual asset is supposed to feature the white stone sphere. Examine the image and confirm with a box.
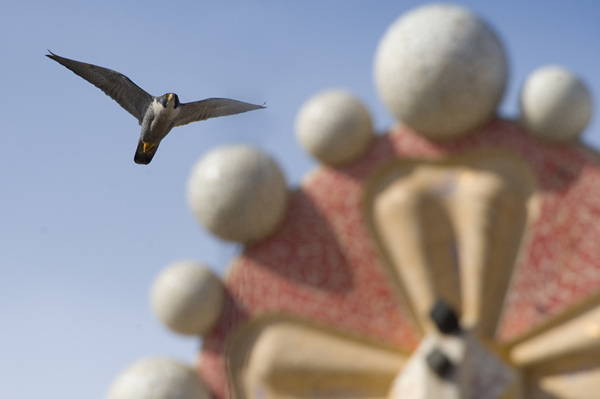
[373,4,508,139]
[107,358,209,399]
[295,90,374,166]
[188,145,288,243]
[151,260,224,336]
[520,65,593,142]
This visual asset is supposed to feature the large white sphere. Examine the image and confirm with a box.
[520,65,593,142]
[151,260,224,336]
[295,90,374,166]
[107,358,209,399]
[373,4,508,139]
[188,145,288,243]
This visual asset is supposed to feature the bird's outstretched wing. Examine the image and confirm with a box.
[46,51,153,124]
[173,98,265,127]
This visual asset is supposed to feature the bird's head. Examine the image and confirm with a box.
[161,93,180,109]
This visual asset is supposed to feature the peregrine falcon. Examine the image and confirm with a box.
[46,51,265,164]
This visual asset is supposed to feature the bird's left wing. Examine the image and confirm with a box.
[46,51,153,124]
[173,98,265,127]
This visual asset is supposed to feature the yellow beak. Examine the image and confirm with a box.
[167,93,173,100]
[143,142,155,153]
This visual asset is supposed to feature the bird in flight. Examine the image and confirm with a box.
[46,51,265,164]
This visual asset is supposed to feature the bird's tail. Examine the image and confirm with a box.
[134,139,160,165]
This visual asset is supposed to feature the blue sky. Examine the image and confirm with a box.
[1,1,599,398]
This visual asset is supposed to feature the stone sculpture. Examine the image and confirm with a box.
[108,3,599,399]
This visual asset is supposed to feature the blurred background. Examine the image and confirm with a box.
[1,1,599,398]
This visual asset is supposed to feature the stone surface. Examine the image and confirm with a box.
[389,332,515,399]
[536,368,600,399]
[227,317,406,399]
[197,121,600,399]
[295,90,373,166]
[107,358,209,399]
[151,260,224,336]
[511,303,600,369]
[372,153,534,336]
[373,4,507,139]
[389,333,468,399]
[520,65,593,142]
[187,145,288,243]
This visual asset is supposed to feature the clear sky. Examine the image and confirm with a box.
[1,1,599,398]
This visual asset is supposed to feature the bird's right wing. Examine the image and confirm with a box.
[173,98,265,127]
[46,51,153,124]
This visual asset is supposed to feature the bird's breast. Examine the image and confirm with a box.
[151,99,180,121]
[141,100,180,141]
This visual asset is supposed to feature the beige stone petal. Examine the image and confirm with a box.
[534,368,600,399]
[369,152,535,337]
[227,317,407,399]
[511,303,600,374]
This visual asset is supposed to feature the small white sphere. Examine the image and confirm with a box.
[151,260,224,336]
[107,358,209,399]
[295,90,374,166]
[188,145,288,243]
[520,65,593,142]
[373,4,508,139]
